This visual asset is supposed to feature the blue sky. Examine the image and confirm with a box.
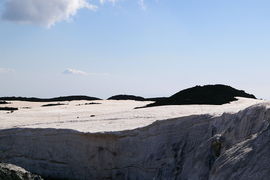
[0,0,270,99]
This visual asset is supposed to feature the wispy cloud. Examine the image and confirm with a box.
[0,67,14,74]
[63,68,109,76]
[138,0,146,10]
[1,0,97,28]
[100,0,146,9]
[99,0,118,4]
[63,68,89,76]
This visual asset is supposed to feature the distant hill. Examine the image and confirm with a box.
[108,95,167,102]
[142,84,256,108]
[0,96,101,102]
[108,95,146,101]
[0,85,256,105]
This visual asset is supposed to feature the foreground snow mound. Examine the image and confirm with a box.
[0,100,270,180]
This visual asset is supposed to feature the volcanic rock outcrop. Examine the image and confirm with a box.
[144,84,256,108]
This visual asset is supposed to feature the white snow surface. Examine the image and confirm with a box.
[0,97,265,133]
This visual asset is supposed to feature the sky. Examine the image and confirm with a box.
[0,0,270,99]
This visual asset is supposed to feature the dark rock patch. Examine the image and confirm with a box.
[0,107,18,111]
[85,102,101,105]
[76,102,101,106]
[21,107,31,109]
[42,103,66,107]
[0,101,10,104]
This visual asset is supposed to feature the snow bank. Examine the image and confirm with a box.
[0,98,269,180]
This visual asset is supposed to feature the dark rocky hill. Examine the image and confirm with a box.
[108,95,146,101]
[144,84,256,108]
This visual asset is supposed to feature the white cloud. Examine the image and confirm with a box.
[1,0,97,28]
[1,0,148,27]
[0,68,14,74]
[63,68,89,76]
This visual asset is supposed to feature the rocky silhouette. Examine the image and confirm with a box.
[0,96,101,102]
[143,84,256,108]
[108,95,146,101]
[108,95,168,102]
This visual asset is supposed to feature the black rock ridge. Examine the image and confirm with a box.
[143,84,256,108]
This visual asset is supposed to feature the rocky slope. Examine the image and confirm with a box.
[0,101,269,180]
